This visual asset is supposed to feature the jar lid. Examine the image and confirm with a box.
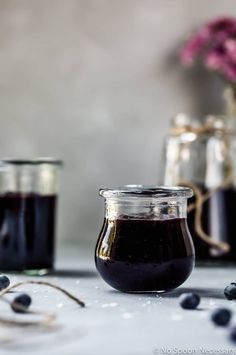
[100,185,193,199]
[0,158,63,166]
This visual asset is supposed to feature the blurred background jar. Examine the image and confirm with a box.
[0,158,62,272]
[162,113,236,263]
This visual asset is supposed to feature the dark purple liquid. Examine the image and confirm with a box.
[0,193,57,270]
[95,217,194,292]
[187,186,236,262]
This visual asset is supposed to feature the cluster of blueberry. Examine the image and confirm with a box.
[0,275,32,313]
[179,283,236,343]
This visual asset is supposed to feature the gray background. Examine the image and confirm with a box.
[0,0,232,247]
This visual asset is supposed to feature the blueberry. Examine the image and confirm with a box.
[11,293,32,313]
[179,292,200,310]
[211,308,232,326]
[229,326,236,342]
[0,275,10,291]
[224,284,236,300]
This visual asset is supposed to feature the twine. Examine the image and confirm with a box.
[0,280,85,327]
[172,118,234,253]
[179,179,230,252]
[171,119,236,136]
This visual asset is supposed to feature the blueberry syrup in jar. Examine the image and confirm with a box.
[95,186,195,292]
[187,185,236,262]
[0,193,57,271]
[0,158,62,271]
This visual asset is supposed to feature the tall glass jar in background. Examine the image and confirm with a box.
[0,158,62,272]
[162,114,236,263]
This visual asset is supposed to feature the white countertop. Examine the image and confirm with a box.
[1,246,236,355]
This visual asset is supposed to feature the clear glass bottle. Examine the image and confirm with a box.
[0,158,62,271]
[95,185,194,292]
[162,114,236,263]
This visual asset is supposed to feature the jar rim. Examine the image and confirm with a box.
[0,158,63,166]
[99,185,193,199]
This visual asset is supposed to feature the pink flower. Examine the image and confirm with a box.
[205,51,225,70]
[225,39,236,61]
[207,17,236,34]
[180,16,236,83]
[180,28,210,65]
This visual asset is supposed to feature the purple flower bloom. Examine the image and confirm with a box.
[225,39,236,61]
[180,28,210,65]
[207,17,236,34]
[205,51,225,70]
[180,16,236,83]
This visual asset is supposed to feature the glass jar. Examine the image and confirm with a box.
[0,158,62,271]
[162,114,236,263]
[95,185,194,292]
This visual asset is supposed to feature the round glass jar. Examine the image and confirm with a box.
[95,185,194,292]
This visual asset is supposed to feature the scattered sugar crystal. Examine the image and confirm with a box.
[101,303,118,308]
[122,312,133,319]
[209,299,216,307]
[171,314,183,321]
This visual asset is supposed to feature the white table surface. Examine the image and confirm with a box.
[1,246,236,355]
